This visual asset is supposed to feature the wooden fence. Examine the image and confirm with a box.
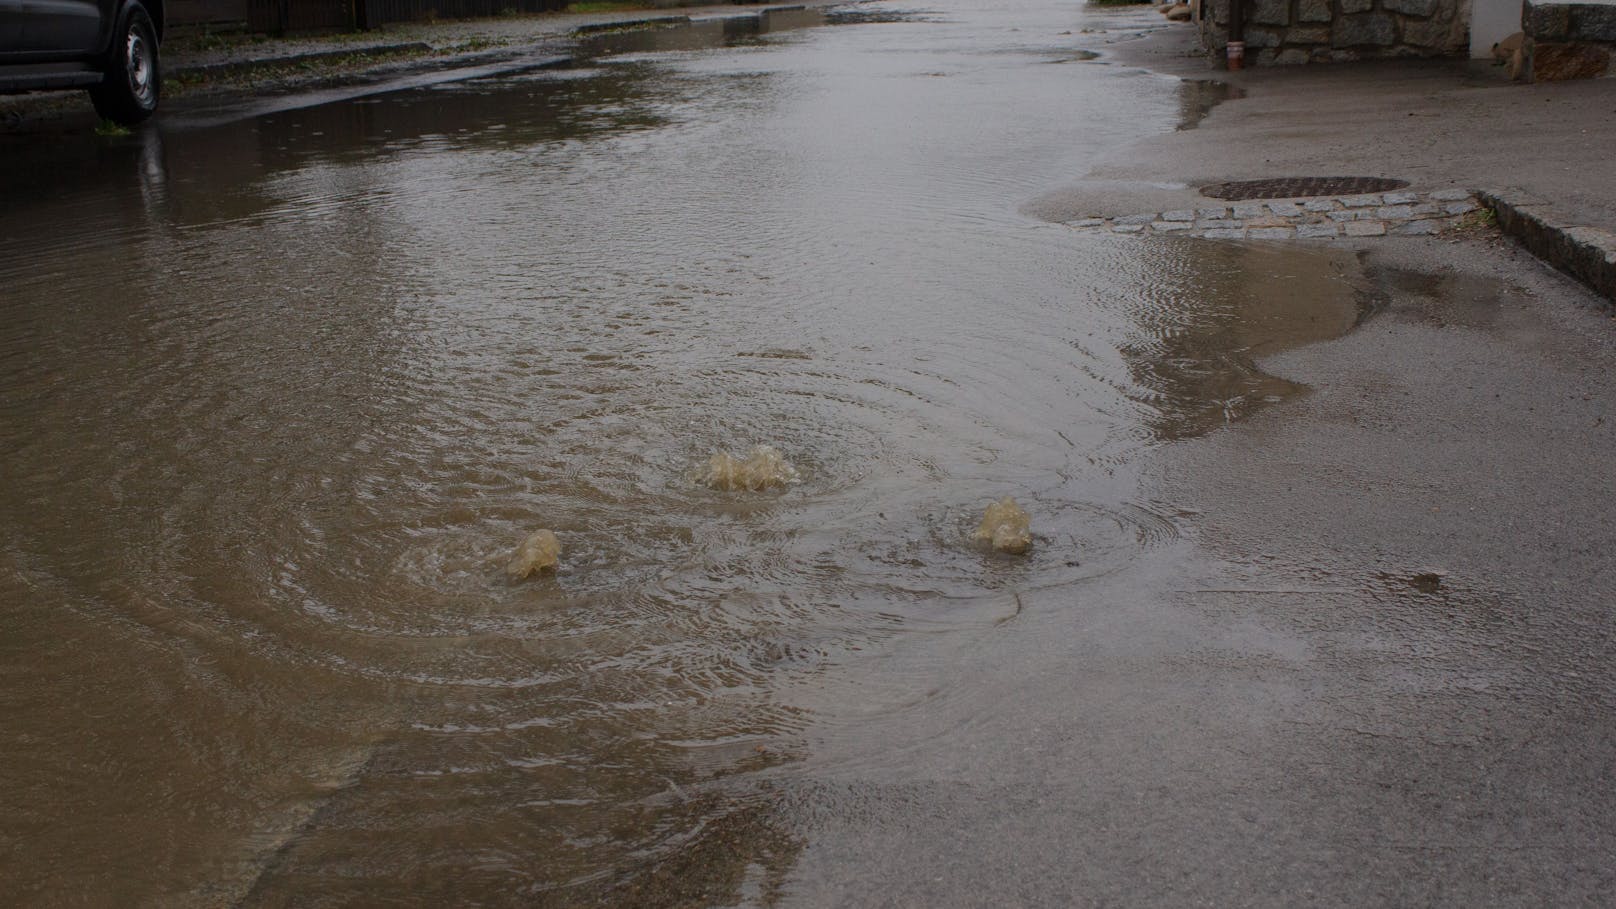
[172,0,570,33]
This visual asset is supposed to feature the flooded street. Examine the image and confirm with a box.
[5,1,1616,906]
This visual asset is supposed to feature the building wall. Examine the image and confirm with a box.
[1200,0,1473,64]
[1470,0,1523,56]
[1521,0,1616,79]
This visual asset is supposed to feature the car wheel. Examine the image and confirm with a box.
[89,1,161,126]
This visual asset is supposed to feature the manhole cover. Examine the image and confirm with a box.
[1200,176,1409,201]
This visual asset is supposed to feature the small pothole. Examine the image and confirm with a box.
[1202,177,1410,201]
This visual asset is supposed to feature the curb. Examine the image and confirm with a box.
[572,15,692,35]
[1480,189,1616,303]
[171,42,435,80]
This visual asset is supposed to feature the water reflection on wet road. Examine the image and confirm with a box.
[1,2,1386,905]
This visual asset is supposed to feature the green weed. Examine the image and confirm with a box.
[567,1,652,12]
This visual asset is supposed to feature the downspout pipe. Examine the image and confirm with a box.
[1227,0,1245,70]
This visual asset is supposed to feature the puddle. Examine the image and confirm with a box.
[0,0,1353,904]
[1176,78,1245,130]
[1366,264,1509,330]
[1392,570,1447,594]
[1044,50,1102,63]
[1119,243,1375,441]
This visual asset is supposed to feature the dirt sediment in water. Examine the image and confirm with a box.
[701,445,801,491]
[506,529,561,580]
[973,497,1032,554]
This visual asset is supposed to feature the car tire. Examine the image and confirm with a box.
[89,1,161,126]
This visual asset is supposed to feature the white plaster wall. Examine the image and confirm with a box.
[1470,0,1523,56]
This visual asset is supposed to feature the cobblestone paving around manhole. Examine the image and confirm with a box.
[1066,189,1480,241]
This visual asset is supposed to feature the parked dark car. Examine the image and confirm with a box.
[0,0,163,124]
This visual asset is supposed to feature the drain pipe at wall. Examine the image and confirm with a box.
[1226,0,1245,70]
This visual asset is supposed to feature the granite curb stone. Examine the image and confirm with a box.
[1480,188,1616,301]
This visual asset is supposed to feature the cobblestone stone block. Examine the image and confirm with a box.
[1297,0,1332,20]
[1070,189,1485,248]
[1286,27,1332,44]
[1526,2,1572,40]
[1573,4,1616,42]
[1530,42,1612,81]
[1297,222,1341,238]
[1383,0,1437,16]
[1251,0,1290,25]
[1243,27,1283,47]
[1401,16,1467,49]
[1334,12,1397,46]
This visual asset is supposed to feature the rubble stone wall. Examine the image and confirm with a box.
[1522,0,1616,80]
[1199,0,1472,64]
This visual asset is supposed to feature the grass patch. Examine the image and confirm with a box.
[1445,206,1501,238]
[94,119,131,137]
[442,35,510,53]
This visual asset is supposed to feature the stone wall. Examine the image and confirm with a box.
[1199,0,1472,64]
[1522,0,1616,80]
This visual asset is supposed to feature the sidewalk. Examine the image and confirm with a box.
[1046,10,1616,300]
[165,1,827,73]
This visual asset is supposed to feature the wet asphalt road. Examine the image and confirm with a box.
[3,1,1616,906]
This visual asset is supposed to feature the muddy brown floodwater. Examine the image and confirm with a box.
[8,1,1607,907]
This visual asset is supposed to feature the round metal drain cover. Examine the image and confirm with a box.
[1200,176,1409,201]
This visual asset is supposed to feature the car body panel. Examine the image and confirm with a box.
[0,0,26,61]
[0,0,162,103]
[17,0,108,55]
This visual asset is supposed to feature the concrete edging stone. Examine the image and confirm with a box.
[1480,188,1616,301]
[171,43,435,80]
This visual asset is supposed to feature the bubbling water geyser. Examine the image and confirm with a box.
[973,497,1032,555]
[700,444,801,492]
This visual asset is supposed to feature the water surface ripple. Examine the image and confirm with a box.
[0,1,1357,903]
